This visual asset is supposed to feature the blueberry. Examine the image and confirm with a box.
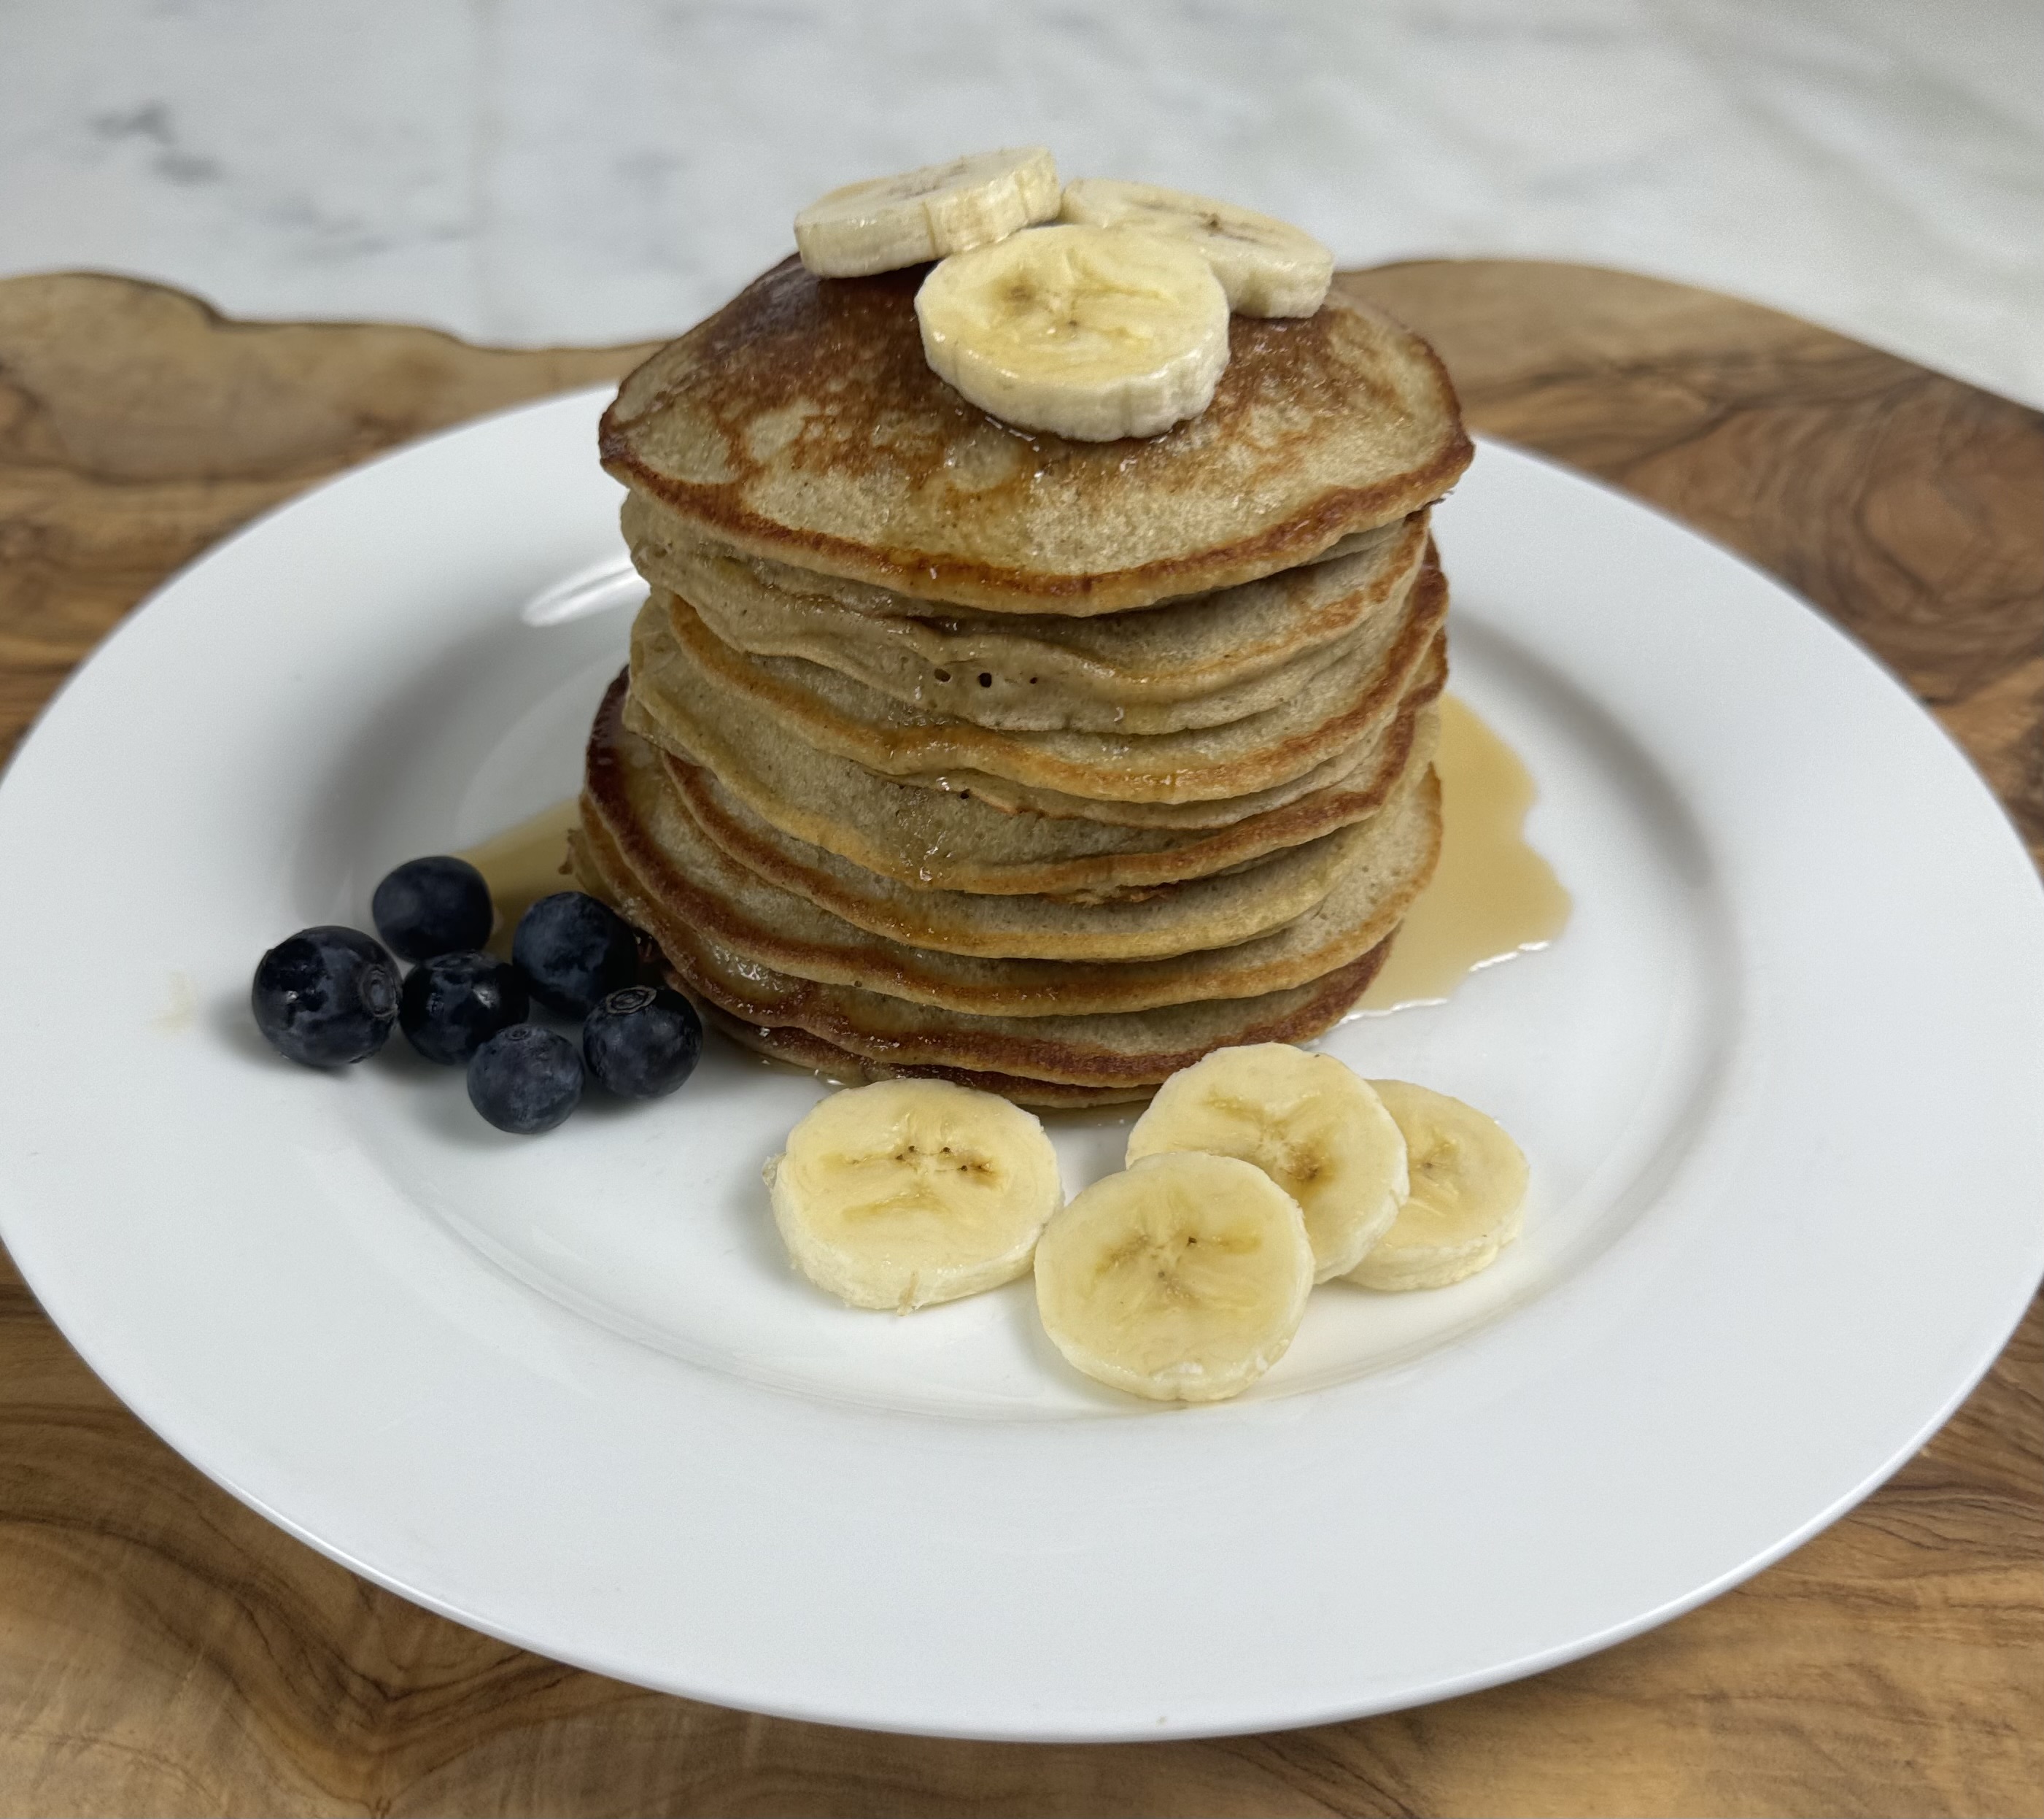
[398,950,530,1066]
[466,1024,584,1134]
[583,985,702,1098]
[251,926,399,1067]
[511,892,639,1016]
[371,856,494,962]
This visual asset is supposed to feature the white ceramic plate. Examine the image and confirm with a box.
[1,397,2040,1741]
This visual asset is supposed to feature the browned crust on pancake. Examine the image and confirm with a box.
[600,258,1472,615]
[664,926,1390,1088]
[702,1014,1155,1109]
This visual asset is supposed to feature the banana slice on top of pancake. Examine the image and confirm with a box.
[1126,1043,1408,1282]
[794,147,1061,278]
[764,1078,1064,1310]
[1061,178,1333,317]
[916,223,1230,441]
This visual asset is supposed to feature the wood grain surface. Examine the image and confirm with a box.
[1,264,2039,1818]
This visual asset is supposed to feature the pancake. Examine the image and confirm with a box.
[584,777,1433,1018]
[580,675,1441,1016]
[627,502,1415,625]
[586,866,1395,1088]
[702,1015,1155,1109]
[861,682,1447,828]
[622,646,1444,896]
[631,557,1447,807]
[624,498,1430,733]
[670,935,1390,1087]
[628,601,1450,835]
[600,257,1471,615]
[662,748,1395,962]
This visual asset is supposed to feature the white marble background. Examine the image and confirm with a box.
[4,0,2041,405]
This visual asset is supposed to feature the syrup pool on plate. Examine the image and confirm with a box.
[1356,695,1571,1011]
[459,797,581,955]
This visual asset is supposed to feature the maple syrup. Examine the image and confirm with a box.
[457,797,581,956]
[1357,696,1570,1010]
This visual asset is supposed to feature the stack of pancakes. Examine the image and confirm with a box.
[575,258,1472,1105]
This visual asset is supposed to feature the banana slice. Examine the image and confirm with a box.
[1125,1043,1407,1283]
[794,147,1061,278]
[1343,1081,1528,1291]
[764,1078,1063,1311]
[1060,178,1333,317]
[1034,1152,1312,1402]
[915,223,1230,441]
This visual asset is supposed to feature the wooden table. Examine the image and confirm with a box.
[1,263,2038,1817]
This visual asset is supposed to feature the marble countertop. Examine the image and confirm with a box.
[4,0,2042,406]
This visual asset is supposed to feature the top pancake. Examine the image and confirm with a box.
[600,257,1472,615]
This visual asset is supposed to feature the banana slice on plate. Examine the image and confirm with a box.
[1034,1151,1313,1402]
[1126,1043,1408,1282]
[1060,178,1333,317]
[1343,1081,1528,1291]
[794,147,1061,278]
[916,224,1231,441]
[764,1078,1063,1311]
